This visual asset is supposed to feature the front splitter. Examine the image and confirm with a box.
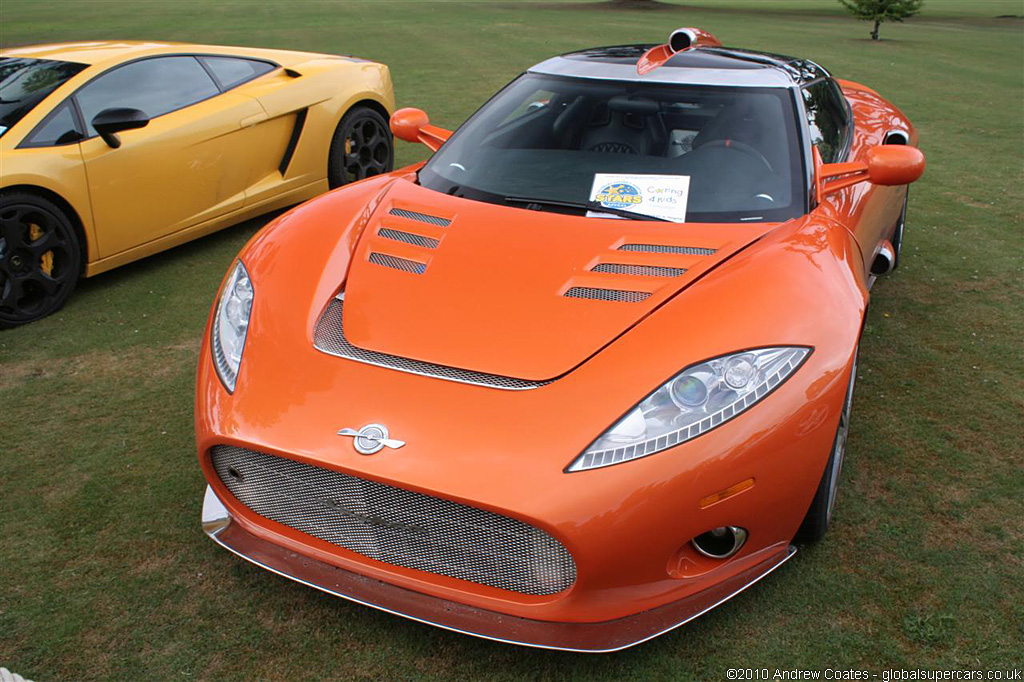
[202,485,796,652]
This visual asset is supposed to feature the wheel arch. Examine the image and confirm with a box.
[1,183,90,275]
[345,97,391,123]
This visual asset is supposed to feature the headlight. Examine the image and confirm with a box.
[211,260,253,392]
[567,346,811,472]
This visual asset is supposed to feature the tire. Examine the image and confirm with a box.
[891,190,909,270]
[0,191,82,329]
[327,106,394,189]
[795,349,858,544]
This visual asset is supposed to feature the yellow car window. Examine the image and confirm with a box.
[76,56,219,134]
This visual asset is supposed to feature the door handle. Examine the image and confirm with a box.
[240,112,269,128]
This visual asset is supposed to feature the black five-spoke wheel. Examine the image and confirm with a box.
[0,192,81,329]
[327,106,394,189]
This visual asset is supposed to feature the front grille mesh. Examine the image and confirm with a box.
[211,446,576,595]
[369,252,427,274]
[314,296,551,390]
[565,286,651,303]
[389,207,451,227]
[591,263,686,277]
[618,244,717,255]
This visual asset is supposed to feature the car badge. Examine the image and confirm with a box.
[337,423,405,455]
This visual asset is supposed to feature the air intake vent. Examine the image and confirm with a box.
[591,263,686,277]
[314,296,551,390]
[211,445,577,595]
[618,244,716,255]
[378,228,439,249]
[565,286,650,303]
[369,252,426,274]
[389,207,451,227]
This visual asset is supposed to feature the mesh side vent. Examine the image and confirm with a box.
[314,297,551,390]
[378,228,439,249]
[389,208,451,227]
[564,286,651,303]
[369,252,426,274]
[211,446,576,595]
[591,263,686,277]
[618,244,717,255]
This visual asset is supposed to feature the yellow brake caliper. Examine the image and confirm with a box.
[29,223,54,276]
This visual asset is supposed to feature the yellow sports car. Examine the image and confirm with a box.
[0,41,395,327]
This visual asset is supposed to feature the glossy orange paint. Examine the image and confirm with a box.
[817,146,925,197]
[637,28,723,75]
[195,48,922,649]
[389,107,451,152]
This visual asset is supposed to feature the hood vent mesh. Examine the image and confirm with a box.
[369,252,427,274]
[565,286,650,303]
[378,228,439,249]
[389,207,451,227]
[618,244,716,255]
[591,263,686,277]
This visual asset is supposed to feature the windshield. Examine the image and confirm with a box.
[420,73,806,223]
[0,57,87,137]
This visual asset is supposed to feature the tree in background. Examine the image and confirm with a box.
[839,0,924,40]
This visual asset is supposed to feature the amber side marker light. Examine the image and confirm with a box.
[699,478,755,509]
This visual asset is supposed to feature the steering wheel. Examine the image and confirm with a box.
[699,139,774,173]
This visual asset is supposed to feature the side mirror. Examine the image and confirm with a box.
[816,145,924,198]
[91,107,149,149]
[389,107,451,153]
[864,145,926,186]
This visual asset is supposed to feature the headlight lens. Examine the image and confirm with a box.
[567,346,811,472]
[211,260,253,392]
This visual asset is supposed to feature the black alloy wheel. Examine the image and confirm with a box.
[0,192,81,329]
[327,106,394,189]
[891,191,909,270]
[795,348,858,544]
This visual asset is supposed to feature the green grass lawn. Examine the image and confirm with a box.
[1,1,1022,680]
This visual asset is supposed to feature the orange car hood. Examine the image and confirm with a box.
[341,179,778,380]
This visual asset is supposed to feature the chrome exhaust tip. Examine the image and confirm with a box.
[691,526,748,559]
[871,240,896,276]
[669,28,698,52]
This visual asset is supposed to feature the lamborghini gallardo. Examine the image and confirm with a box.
[0,41,394,327]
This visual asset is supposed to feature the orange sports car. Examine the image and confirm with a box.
[197,28,924,651]
[1,41,394,327]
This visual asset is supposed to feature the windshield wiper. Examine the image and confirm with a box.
[504,196,671,222]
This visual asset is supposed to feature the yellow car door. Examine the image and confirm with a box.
[200,57,309,208]
[75,55,265,258]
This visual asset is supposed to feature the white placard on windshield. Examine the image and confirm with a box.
[588,173,690,223]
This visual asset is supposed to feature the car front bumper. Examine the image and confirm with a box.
[203,485,796,652]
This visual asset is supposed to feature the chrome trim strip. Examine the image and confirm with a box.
[313,295,551,391]
[202,485,796,652]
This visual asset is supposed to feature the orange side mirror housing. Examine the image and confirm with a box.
[816,145,925,199]
[864,145,926,186]
[389,107,452,153]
